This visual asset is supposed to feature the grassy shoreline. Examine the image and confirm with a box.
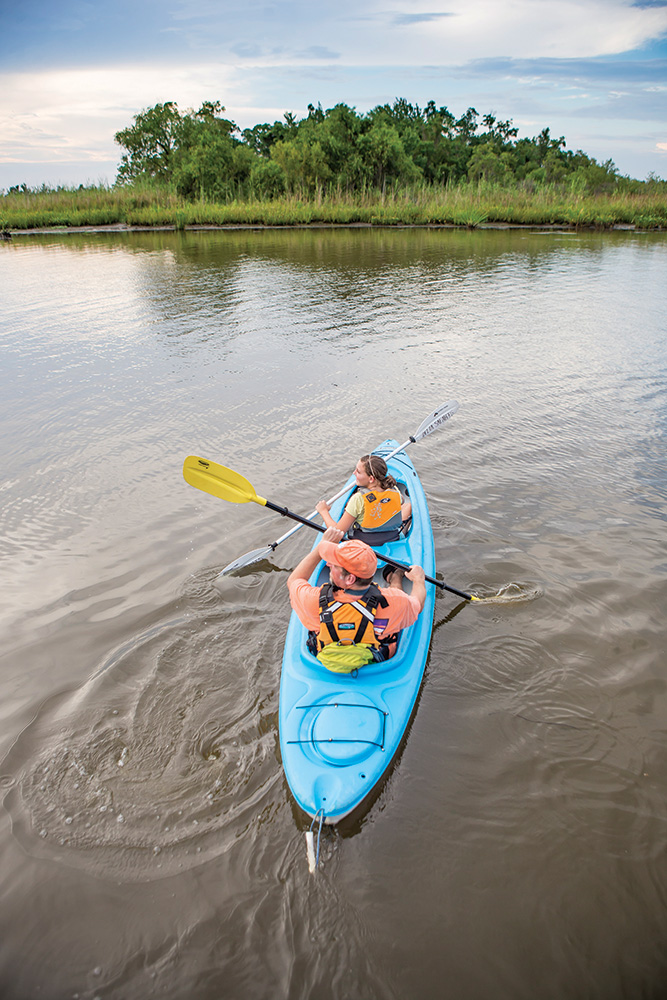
[2,181,666,231]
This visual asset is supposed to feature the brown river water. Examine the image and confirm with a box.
[1,227,666,1000]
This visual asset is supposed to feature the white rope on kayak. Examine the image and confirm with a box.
[305,808,325,873]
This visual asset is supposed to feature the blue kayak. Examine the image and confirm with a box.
[279,440,436,825]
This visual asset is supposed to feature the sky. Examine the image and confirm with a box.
[1,0,666,190]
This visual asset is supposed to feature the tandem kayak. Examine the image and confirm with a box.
[278,440,436,826]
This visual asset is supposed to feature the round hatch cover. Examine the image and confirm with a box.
[312,697,384,765]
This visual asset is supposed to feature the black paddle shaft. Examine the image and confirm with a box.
[265,500,473,601]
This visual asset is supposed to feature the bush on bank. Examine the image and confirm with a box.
[1,178,666,231]
[2,98,666,230]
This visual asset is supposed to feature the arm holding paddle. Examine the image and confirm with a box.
[287,527,426,613]
[386,565,427,612]
[218,401,459,576]
[183,453,477,601]
[182,398,479,602]
[316,454,411,535]
[287,527,344,587]
[315,500,355,534]
[286,531,427,658]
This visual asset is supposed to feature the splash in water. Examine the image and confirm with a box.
[471,581,542,604]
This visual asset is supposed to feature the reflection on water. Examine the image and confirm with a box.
[1,228,667,1000]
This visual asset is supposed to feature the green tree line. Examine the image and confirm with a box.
[114,98,637,201]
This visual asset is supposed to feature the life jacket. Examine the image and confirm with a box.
[357,488,403,533]
[313,582,389,652]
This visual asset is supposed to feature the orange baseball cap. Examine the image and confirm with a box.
[318,538,377,579]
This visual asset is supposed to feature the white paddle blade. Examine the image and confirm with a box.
[414,399,459,441]
[305,831,316,873]
[217,545,274,577]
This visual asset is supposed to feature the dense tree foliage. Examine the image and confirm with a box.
[114,98,631,200]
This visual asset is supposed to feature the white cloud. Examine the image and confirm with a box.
[1,0,666,184]
[186,0,667,65]
[0,64,264,168]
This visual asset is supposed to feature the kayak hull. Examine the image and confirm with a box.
[278,441,436,825]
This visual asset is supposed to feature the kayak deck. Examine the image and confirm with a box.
[279,442,436,825]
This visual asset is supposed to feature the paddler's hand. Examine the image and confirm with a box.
[321,526,344,543]
[404,565,425,584]
[316,500,331,515]
[288,525,343,587]
[404,565,427,613]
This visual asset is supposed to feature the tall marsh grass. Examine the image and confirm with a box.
[1,180,666,230]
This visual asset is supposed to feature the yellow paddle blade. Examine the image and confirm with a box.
[182,456,268,506]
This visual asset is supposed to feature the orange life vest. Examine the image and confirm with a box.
[358,488,403,532]
[313,583,389,651]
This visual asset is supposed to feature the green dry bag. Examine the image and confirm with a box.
[316,643,375,674]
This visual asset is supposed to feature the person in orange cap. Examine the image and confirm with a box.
[287,527,426,667]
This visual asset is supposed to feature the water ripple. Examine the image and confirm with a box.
[2,580,283,882]
[436,633,562,697]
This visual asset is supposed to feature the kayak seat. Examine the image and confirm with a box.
[348,510,412,545]
[348,526,401,546]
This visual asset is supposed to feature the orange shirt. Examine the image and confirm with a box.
[287,579,421,638]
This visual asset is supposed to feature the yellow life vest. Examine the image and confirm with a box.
[358,488,403,532]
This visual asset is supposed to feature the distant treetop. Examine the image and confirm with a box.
[113,98,627,199]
